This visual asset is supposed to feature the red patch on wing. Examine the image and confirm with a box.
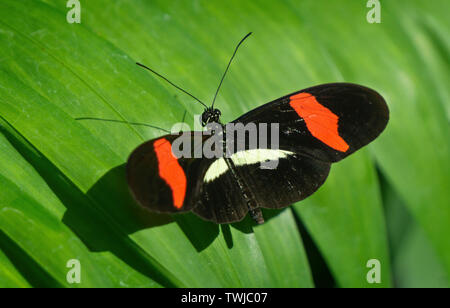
[289,92,349,152]
[153,138,187,209]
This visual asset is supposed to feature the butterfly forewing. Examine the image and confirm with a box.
[192,150,331,223]
[234,83,389,162]
[126,132,211,213]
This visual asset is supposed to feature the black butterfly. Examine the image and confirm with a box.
[126,33,389,224]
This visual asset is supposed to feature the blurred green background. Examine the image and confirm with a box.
[0,0,448,288]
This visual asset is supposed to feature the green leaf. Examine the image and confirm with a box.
[370,1,450,275]
[0,0,448,288]
[383,177,450,288]
[295,150,391,287]
[0,0,313,287]
[0,234,32,288]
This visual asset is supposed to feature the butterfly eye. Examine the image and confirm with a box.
[201,111,210,126]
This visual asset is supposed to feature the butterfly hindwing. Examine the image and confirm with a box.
[192,148,331,223]
[192,157,250,224]
[238,153,331,209]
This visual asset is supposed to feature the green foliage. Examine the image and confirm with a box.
[0,0,448,287]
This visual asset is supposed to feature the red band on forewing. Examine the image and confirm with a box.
[289,92,349,152]
[153,138,187,209]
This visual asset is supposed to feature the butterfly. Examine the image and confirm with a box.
[126,33,389,224]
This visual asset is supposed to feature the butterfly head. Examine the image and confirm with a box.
[201,108,221,126]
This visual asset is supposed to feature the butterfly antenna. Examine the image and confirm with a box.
[75,117,171,133]
[211,32,252,109]
[181,110,187,123]
[136,62,208,108]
